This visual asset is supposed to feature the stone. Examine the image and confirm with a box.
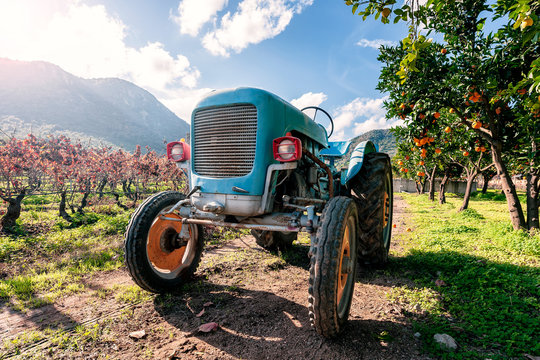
[433,333,457,350]
[128,330,147,339]
[414,332,421,338]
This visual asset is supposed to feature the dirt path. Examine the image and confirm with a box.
[1,196,431,359]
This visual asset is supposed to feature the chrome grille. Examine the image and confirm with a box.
[193,104,257,178]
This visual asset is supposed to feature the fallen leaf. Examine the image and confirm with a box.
[196,309,205,317]
[199,322,219,333]
[203,301,214,307]
[435,279,447,287]
[129,330,146,339]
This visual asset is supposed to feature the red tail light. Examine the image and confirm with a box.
[167,140,190,162]
[273,136,301,162]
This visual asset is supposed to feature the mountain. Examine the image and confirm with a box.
[0,58,189,151]
[335,128,397,169]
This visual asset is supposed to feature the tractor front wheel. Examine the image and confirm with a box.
[308,196,358,337]
[124,191,204,293]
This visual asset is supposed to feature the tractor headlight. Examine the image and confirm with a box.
[273,135,301,162]
[166,140,190,162]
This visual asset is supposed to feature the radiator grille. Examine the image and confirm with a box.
[193,104,257,178]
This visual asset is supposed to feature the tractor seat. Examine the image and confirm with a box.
[320,141,352,158]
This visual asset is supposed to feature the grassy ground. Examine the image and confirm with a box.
[0,190,538,359]
[388,191,539,359]
[0,196,131,311]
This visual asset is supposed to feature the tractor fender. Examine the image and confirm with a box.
[343,141,378,186]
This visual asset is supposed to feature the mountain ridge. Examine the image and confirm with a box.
[0,58,189,151]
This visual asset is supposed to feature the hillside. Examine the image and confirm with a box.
[335,128,396,169]
[0,58,189,152]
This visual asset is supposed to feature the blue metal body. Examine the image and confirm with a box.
[320,141,352,157]
[191,88,328,196]
[343,141,378,185]
[190,87,377,201]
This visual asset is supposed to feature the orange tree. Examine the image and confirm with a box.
[348,0,540,230]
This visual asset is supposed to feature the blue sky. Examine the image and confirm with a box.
[0,0,409,140]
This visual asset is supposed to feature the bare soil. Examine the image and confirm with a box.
[1,196,432,359]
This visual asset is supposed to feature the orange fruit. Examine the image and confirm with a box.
[475,146,481,152]
[381,7,391,18]
[518,88,527,95]
[444,126,452,133]
[405,155,410,160]
[435,148,442,154]
[449,108,455,114]
[463,151,469,156]
[495,107,501,115]
[434,112,440,119]
[419,113,425,120]
[418,160,424,166]
[472,121,482,129]
[400,103,406,109]
[398,160,404,166]
[441,48,447,54]
[480,146,487,152]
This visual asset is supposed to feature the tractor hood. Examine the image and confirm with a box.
[189,88,328,196]
[194,88,328,147]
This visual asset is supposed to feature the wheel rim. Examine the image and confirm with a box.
[146,212,196,279]
[337,215,356,316]
[382,171,393,249]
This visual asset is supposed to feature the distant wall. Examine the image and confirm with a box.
[393,178,477,194]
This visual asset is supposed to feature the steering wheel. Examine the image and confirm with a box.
[301,106,334,138]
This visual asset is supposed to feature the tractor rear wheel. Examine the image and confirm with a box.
[251,230,296,251]
[351,152,393,266]
[125,191,204,293]
[308,196,358,337]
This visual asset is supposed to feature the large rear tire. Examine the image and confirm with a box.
[308,196,358,337]
[351,152,393,266]
[124,191,204,293]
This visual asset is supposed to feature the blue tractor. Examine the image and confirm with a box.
[125,88,393,337]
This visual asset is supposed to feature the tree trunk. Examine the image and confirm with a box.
[439,174,449,205]
[0,191,26,232]
[491,143,526,230]
[526,172,539,231]
[59,190,72,222]
[112,192,129,210]
[459,172,477,212]
[481,172,494,194]
[428,166,437,201]
[97,179,107,199]
[77,191,90,213]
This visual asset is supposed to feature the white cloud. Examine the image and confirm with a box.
[356,38,397,49]
[202,0,313,57]
[290,92,327,110]
[159,87,214,122]
[172,0,228,36]
[0,0,200,119]
[331,97,403,140]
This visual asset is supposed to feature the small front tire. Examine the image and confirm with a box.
[124,191,204,293]
[308,196,359,337]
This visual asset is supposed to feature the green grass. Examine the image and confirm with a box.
[389,191,540,359]
[0,197,132,310]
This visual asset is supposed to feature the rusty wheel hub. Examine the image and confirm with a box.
[147,213,188,272]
